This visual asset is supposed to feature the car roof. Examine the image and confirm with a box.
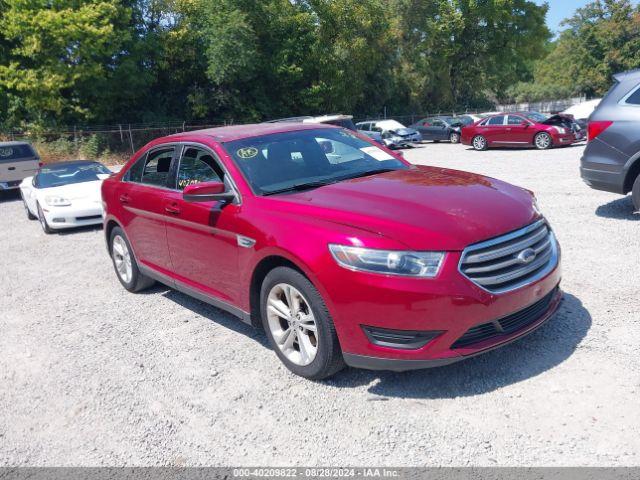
[613,68,640,82]
[167,122,337,142]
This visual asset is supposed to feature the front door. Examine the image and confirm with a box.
[163,145,242,305]
[505,115,535,144]
[117,146,176,274]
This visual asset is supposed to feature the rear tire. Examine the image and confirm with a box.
[36,202,53,234]
[449,132,460,144]
[632,174,640,212]
[260,266,345,380]
[109,227,155,293]
[472,135,488,151]
[534,132,552,150]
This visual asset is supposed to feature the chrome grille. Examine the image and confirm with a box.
[459,219,558,294]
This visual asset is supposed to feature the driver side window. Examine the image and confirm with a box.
[176,147,224,191]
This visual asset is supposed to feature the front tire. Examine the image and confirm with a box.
[22,193,36,220]
[534,132,553,150]
[632,174,640,211]
[260,267,345,380]
[109,227,155,292]
[472,135,488,151]
[449,132,460,144]
[37,202,53,234]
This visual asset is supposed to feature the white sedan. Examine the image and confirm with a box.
[19,160,112,234]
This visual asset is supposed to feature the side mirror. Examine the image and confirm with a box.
[183,181,235,203]
[520,120,529,127]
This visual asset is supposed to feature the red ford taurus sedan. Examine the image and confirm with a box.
[102,123,562,379]
[462,112,579,150]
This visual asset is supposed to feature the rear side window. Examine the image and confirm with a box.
[126,147,175,187]
[487,116,505,125]
[624,85,640,105]
[0,144,37,163]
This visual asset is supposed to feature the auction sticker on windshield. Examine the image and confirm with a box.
[360,146,394,161]
[237,147,258,159]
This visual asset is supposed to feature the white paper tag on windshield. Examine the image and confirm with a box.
[360,146,394,161]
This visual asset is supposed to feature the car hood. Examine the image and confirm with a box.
[37,180,103,201]
[269,166,539,251]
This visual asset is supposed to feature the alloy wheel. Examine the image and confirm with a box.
[535,133,551,149]
[266,283,318,366]
[112,235,133,284]
[473,136,486,150]
[450,133,460,144]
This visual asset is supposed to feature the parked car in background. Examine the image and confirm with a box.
[462,112,578,151]
[102,122,561,380]
[20,160,112,233]
[562,99,601,129]
[409,116,464,143]
[0,141,41,191]
[454,114,480,125]
[355,119,421,148]
[580,69,640,210]
[267,114,384,145]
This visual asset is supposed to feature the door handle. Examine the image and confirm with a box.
[119,194,131,204]
[8,167,15,171]
[165,203,181,215]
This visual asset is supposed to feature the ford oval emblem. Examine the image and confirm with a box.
[517,248,536,264]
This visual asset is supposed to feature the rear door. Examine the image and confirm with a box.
[482,115,507,144]
[116,145,176,274]
[0,144,40,187]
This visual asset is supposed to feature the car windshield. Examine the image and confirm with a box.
[224,128,408,195]
[36,162,111,188]
[522,112,548,123]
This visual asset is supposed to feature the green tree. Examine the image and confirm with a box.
[0,0,134,126]
[392,0,549,112]
[508,0,640,101]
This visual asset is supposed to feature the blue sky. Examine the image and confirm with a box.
[536,0,640,34]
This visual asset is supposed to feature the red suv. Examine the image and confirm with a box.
[102,123,562,379]
[462,112,579,150]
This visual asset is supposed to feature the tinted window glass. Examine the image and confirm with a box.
[625,85,640,105]
[507,115,525,125]
[36,162,111,188]
[177,147,223,190]
[224,128,407,195]
[487,116,505,125]
[522,112,548,122]
[432,119,445,127]
[0,144,36,163]
[131,148,174,187]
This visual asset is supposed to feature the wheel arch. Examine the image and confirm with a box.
[623,157,640,194]
[104,218,123,252]
[248,254,312,329]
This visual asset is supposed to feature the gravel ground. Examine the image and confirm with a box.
[0,142,639,467]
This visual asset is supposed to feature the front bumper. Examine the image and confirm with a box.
[324,246,562,370]
[42,201,104,229]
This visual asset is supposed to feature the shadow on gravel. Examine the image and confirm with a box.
[328,293,591,399]
[162,288,269,347]
[57,224,103,235]
[0,190,20,203]
[595,196,640,221]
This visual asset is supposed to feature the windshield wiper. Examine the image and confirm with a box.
[262,179,338,196]
[261,169,397,196]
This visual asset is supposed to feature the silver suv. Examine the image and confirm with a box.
[580,69,640,210]
[0,141,41,191]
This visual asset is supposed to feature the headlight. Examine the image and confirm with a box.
[45,196,71,206]
[329,244,445,277]
[553,126,566,134]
